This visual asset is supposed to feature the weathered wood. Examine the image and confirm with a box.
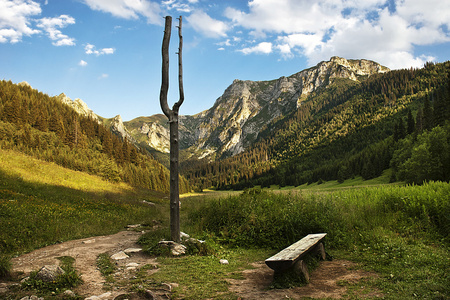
[265,233,327,272]
[159,16,184,243]
[293,259,309,283]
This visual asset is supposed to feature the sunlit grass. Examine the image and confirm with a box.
[0,148,132,194]
[0,148,168,257]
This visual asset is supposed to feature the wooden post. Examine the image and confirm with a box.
[159,16,184,243]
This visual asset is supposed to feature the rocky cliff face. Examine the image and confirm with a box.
[126,57,389,160]
[56,93,99,121]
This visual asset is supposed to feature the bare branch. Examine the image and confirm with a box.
[174,16,184,112]
[160,16,172,118]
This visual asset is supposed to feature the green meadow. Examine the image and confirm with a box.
[1,147,449,299]
[0,148,166,258]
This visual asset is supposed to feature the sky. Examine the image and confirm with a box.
[1,0,449,121]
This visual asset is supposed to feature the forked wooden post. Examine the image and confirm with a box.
[159,16,184,243]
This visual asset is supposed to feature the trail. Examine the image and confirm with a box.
[8,230,380,299]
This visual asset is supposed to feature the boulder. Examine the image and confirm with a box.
[158,241,186,256]
[35,265,65,282]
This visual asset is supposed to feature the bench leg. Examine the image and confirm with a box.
[314,242,326,260]
[293,259,309,283]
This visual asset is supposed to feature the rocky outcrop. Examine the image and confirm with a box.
[125,57,389,160]
[140,122,170,153]
[109,115,135,143]
[56,93,99,121]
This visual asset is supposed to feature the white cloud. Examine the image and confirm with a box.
[85,43,115,55]
[0,0,41,43]
[224,0,450,69]
[98,73,109,79]
[79,60,88,66]
[163,0,192,13]
[187,10,228,38]
[36,14,76,46]
[82,0,161,25]
[239,42,272,55]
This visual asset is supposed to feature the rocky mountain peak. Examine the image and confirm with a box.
[124,57,390,161]
[56,93,98,121]
[110,115,135,142]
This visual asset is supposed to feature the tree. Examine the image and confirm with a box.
[159,16,184,243]
[406,108,415,135]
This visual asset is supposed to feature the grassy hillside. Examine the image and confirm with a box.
[0,80,190,193]
[0,148,168,259]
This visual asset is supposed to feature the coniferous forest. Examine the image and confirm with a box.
[0,80,190,193]
[183,61,450,190]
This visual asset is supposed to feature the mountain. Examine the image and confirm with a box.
[0,79,190,193]
[183,61,450,189]
[125,57,389,161]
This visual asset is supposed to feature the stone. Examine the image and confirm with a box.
[126,224,141,229]
[180,232,190,239]
[82,239,96,244]
[111,251,129,260]
[126,263,139,268]
[158,241,187,256]
[36,265,65,282]
[124,248,142,254]
[219,259,229,265]
[63,290,76,297]
[142,200,156,206]
[85,292,111,300]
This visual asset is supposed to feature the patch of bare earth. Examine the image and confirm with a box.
[10,230,155,299]
[7,230,381,299]
[228,260,382,299]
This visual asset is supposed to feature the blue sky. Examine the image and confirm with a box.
[1,0,449,121]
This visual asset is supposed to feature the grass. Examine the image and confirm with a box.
[2,147,449,299]
[182,182,450,299]
[0,148,167,269]
[21,256,82,297]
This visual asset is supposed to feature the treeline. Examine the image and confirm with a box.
[0,80,189,193]
[183,61,450,189]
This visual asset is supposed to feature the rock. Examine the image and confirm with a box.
[142,200,156,206]
[82,239,96,244]
[145,290,157,299]
[85,292,112,300]
[36,265,65,282]
[63,290,77,297]
[20,296,44,300]
[124,248,142,254]
[158,241,187,256]
[180,232,190,239]
[220,259,229,265]
[110,251,129,260]
[126,263,139,268]
[126,224,141,229]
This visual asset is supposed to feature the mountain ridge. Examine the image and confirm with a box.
[124,56,389,160]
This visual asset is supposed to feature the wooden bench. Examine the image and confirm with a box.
[265,233,327,282]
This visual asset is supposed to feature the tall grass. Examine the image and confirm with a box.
[187,183,449,249]
[185,182,450,299]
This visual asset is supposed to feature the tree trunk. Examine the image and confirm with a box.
[159,16,184,243]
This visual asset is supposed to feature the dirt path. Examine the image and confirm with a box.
[8,230,380,299]
[11,230,151,298]
[228,260,381,299]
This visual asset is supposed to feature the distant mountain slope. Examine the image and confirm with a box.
[183,61,450,189]
[125,57,389,161]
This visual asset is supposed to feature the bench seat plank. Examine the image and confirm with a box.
[265,233,327,271]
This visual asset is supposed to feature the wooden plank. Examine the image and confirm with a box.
[265,233,327,271]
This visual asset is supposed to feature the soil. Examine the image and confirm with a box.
[4,229,381,299]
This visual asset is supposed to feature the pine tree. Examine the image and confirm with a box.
[406,108,415,135]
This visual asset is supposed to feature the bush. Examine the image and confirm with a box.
[0,255,11,278]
